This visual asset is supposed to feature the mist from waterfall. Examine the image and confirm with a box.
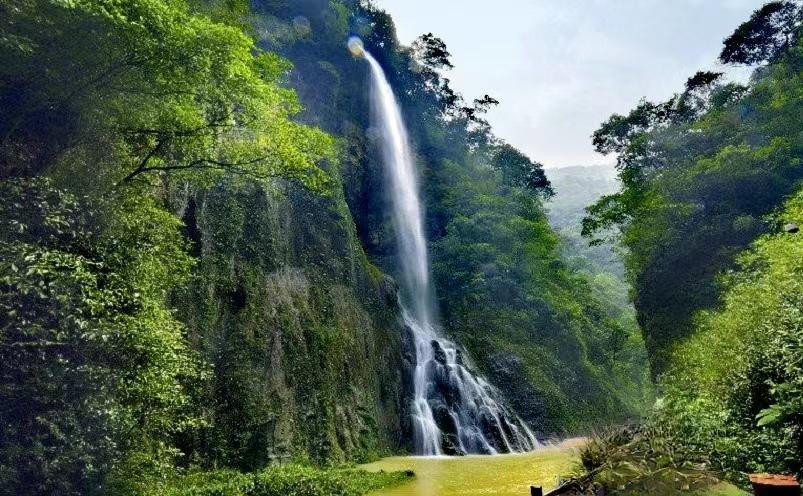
[356,38,539,456]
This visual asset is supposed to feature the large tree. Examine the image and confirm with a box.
[0,0,335,188]
[584,4,803,375]
[719,0,803,65]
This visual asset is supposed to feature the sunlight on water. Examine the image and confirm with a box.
[360,448,576,496]
[348,36,365,57]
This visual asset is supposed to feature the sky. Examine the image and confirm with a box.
[374,0,766,168]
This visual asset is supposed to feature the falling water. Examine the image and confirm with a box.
[351,37,538,456]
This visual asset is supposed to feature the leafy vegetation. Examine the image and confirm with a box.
[584,0,803,374]
[577,427,746,495]
[246,0,650,435]
[0,178,200,494]
[0,0,338,492]
[0,0,334,188]
[429,158,648,431]
[581,0,803,485]
[334,2,648,434]
[656,192,803,478]
[137,465,412,496]
[547,165,625,279]
[0,0,651,493]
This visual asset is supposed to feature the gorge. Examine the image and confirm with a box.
[19,0,803,495]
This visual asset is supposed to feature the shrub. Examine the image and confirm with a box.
[0,178,201,495]
[146,465,413,496]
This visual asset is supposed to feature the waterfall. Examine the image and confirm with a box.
[352,37,539,456]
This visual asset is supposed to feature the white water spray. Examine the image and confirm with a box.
[353,37,538,456]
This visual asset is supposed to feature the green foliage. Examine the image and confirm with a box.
[657,191,803,477]
[429,155,648,432]
[578,191,803,492]
[0,0,652,492]
[577,427,746,495]
[719,1,802,65]
[0,178,200,495]
[547,165,627,280]
[491,144,553,194]
[171,179,407,470]
[140,465,412,496]
[243,0,649,436]
[411,33,454,70]
[578,5,803,482]
[584,14,803,374]
[0,0,335,188]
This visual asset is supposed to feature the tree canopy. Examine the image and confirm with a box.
[720,0,803,65]
[581,0,803,478]
[0,0,335,188]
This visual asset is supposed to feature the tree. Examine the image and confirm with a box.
[411,33,454,70]
[0,0,335,189]
[659,192,803,477]
[670,71,725,122]
[0,179,201,495]
[584,7,803,376]
[719,0,803,65]
[491,144,552,195]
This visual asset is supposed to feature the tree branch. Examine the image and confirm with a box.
[118,154,279,185]
[118,139,166,185]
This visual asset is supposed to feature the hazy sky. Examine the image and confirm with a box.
[375,0,765,168]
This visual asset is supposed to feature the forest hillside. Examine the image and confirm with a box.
[0,0,649,494]
[580,0,803,487]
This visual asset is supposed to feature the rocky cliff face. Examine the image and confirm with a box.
[172,178,415,468]
[150,1,421,469]
[160,2,648,468]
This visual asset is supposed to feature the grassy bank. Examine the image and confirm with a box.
[122,465,412,496]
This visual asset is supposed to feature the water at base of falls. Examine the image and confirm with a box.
[356,37,539,456]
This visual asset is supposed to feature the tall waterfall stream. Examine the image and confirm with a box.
[352,38,538,456]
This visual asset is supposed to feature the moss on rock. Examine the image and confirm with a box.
[172,179,413,469]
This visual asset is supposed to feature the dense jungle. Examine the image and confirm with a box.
[0,1,801,495]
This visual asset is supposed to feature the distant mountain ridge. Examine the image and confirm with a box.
[546,164,619,229]
[546,164,624,278]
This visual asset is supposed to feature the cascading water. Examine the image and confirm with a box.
[350,37,539,456]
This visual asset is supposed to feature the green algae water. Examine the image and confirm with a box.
[360,447,576,496]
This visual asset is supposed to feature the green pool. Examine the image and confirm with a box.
[360,447,576,496]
